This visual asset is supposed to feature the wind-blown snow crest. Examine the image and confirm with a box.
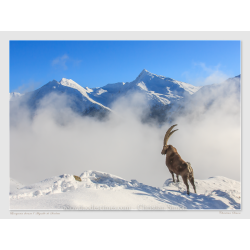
[59,78,92,96]
[58,78,112,110]
[9,171,240,210]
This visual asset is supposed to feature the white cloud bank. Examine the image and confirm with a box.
[10,79,241,187]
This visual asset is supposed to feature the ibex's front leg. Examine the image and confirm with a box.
[170,170,175,182]
[176,175,180,182]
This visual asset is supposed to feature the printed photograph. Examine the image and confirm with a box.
[9,40,241,210]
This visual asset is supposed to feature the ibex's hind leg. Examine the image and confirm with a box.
[182,175,190,195]
[170,171,175,182]
[176,175,180,182]
[189,176,196,194]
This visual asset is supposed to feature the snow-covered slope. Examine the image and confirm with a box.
[9,171,240,210]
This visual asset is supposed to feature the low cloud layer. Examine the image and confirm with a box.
[10,79,241,187]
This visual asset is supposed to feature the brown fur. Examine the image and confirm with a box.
[161,145,196,195]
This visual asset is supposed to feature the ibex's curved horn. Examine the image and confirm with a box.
[163,124,178,146]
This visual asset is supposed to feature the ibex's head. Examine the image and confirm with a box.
[161,124,178,155]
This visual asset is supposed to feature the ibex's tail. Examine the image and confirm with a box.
[187,162,196,193]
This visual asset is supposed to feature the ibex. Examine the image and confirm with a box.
[161,124,196,195]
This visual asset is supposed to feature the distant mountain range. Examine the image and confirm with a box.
[10,69,241,123]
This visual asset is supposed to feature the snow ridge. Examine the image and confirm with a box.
[10,171,241,210]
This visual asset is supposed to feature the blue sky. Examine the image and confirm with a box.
[9,40,240,93]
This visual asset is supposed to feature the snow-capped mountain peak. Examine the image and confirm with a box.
[130,69,200,96]
[134,69,155,82]
[60,78,80,88]
[59,78,86,94]
[9,77,112,119]
[84,69,202,110]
